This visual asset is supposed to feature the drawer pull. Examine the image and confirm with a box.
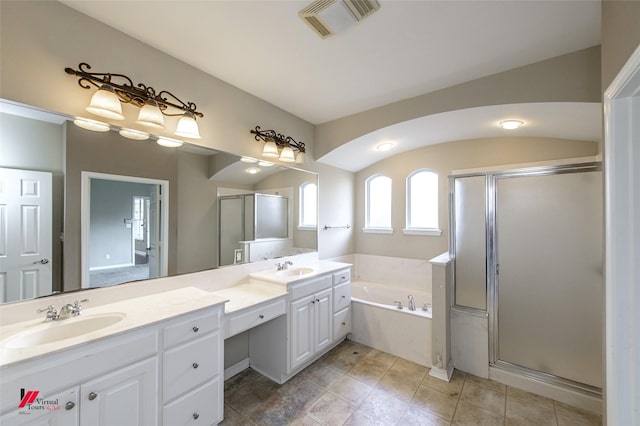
[341,295,346,299]
[192,326,199,333]
[259,314,264,319]
[88,392,97,401]
[65,401,75,410]
[342,322,346,326]
[193,412,200,420]
[192,362,199,369]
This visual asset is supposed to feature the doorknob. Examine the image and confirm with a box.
[33,258,49,265]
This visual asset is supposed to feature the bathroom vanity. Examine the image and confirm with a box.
[248,263,352,383]
[0,260,351,425]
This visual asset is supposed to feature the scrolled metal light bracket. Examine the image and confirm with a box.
[250,125,306,153]
[65,62,203,118]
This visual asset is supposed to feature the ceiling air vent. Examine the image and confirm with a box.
[299,0,380,39]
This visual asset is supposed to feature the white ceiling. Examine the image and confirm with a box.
[61,0,602,171]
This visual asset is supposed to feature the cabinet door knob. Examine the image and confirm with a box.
[193,412,200,419]
[65,401,75,410]
[88,392,97,401]
[192,362,199,369]
[342,322,346,326]
[192,326,199,333]
[341,295,346,299]
[311,300,315,304]
[316,298,320,302]
[259,314,264,319]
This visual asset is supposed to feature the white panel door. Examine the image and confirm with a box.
[80,357,158,426]
[290,295,314,370]
[314,288,333,353]
[147,186,160,279]
[0,168,52,303]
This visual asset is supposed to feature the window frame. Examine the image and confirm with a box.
[363,174,393,234]
[298,181,317,230]
[403,169,442,236]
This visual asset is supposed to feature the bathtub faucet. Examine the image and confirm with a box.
[408,294,416,311]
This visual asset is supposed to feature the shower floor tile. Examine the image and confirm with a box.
[220,340,602,426]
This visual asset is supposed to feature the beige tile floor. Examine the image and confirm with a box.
[221,340,602,426]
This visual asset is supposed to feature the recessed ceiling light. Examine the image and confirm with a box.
[499,120,524,130]
[241,157,258,163]
[156,137,183,148]
[376,142,394,152]
[119,128,149,140]
[73,117,110,132]
[258,161,274,167]
[246,167,260,174]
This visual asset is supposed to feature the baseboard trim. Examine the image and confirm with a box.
[429,363,454,382]
[224,358,250,381]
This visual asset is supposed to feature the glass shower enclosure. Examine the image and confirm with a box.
[450,163,603,396]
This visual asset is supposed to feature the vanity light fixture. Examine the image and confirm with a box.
[250,125,306,164]
[73,117,110,132]
[65,63,203,139]
[499,120,524,130]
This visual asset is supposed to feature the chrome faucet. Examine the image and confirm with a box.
[276,260,293,271]
[38,299,89,321]
[408,294,416,311]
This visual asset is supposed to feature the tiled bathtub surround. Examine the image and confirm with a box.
[221,340,601,426]
[331,254,432,294]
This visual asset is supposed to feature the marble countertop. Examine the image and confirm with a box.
[249,260,351,285]
[212,281,288,313]
[0,287,228,367]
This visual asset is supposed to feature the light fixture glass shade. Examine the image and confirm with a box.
[156,137,183,148]
[295,151,306,164]
[137,99,165,129]
[86,85,125,120]
[262,141,279,158]
[73,117,110,132]
[279,146,296,163]
[119,128,149,140]
[174,111,201,139]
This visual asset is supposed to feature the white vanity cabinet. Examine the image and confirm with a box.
[161,309,223,426]
[0,304,224,426]
[332,269,352,341]
[289,285,333,371]
[249,266,352,384]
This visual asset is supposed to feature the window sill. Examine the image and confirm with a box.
[362,227,394,234]
[297,225,316,231]
[403,228,442,236]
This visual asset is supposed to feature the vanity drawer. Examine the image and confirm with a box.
[333,269,351,285]
[163,332,220,402]
[289,275,332,300]
[163,377,221,426]
[333,307,351,341]
[226,297,286,338]
[163,309,219,349]
[333,282,351,312]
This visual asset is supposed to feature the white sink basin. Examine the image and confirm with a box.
[3,313,126,349]
[276,267,315,277]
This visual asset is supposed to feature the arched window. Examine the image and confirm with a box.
[299,182,317,228]
[404,169,441,235]
[365,174,392,233]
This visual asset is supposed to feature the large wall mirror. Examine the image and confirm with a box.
[0,99,318,304]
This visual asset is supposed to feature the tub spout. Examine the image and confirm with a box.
[408,294,416,311]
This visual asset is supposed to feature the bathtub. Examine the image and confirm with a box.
[349,281,432,367]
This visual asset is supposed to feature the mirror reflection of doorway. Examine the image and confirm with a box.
[81,172,168,288]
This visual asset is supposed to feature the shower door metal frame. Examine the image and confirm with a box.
[487,162,603,398]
